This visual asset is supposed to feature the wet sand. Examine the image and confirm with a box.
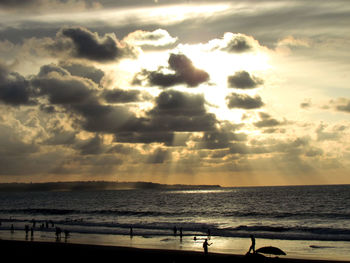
[1,239,349,263]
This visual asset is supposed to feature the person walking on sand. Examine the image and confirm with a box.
[203,238,212,255]
[248,234,256,254]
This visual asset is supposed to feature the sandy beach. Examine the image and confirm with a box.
[0,239,349,263]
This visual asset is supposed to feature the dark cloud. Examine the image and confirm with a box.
[0,123,38,156]
[300,99,312,109]
[135,53,209,88]
[262,128,286,134]
[59,61,105,84]
[198,130,247,149]
[0,64,35,106]
[194,122,247,149]
[74,103,138,134]
[111,90,217,145]
[44,130,77,145]
[305,147,323,157]
[226,93,264,109]
[254,112,282,128]
[78,135,105,155]
[39,104,56,113]
[220,33,254,53]
[0,0,37,8]
[37,64,70,77]
[31,71,97,105]
[47,27,137,62]
[150,89,206,116]
[227,71,263,89]
[108,144,135,155]
[102,89,148,103]
[0,0,99,10]
[147,148,170,164]
[335,99,350,113]
[115,132,175,145]
[316,123,341,141]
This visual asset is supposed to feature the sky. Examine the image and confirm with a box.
[0,0,349,186]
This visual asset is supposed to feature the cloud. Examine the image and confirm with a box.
[102,89,149,103]
[277,35,310,48]
[44,130,77,145]
[32,65,98,105]
[0,0,37,8]
[226,93,264,109]
[59,61,105,84]
[135,53,209,88]
[196,130,247,150]
[77,135,105,155]
[227,70,263,89]
[37,64,70,77]
[300,98,312,109]
[254,112,282,128]
[113,90,217,145]
[0,123,39,156]
[150,89,206,116]
[335,98,350,113]
[124,29,177,47]
[74,104,137,134]
[0,0,101,12]
[147,147,170,163]
[115,131,175,145]
[316,123,342,141]
[0,63,35,105]
[47,27,137,62]
[209,33,259,53]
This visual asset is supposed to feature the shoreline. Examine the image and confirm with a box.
[0,239,349,263]
[1,229,350,262]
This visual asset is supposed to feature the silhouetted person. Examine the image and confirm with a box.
[207,228,211,239]
[64,229,70,242]
[130,226,133,238]
[10,224,14,233]
[55,227,62,241]
[248,235,255,254]
[25,224,29,236]
[179,227,183,239]
[203,238,212,255]
[29,227,34,241]
[173,226,177,236]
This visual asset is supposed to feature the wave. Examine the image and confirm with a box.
[1,216,350,242]
[2,208,349,220]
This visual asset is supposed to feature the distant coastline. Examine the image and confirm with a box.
[0,181,221,192]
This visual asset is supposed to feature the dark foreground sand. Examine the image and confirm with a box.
[0,240,348,263]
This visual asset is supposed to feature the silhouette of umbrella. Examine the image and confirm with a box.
[256,246,286,256]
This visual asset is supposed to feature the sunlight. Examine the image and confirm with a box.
[176,44,271,122]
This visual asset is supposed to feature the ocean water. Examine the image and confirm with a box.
[0,185,349,260]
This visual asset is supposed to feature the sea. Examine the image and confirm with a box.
[0,184,349,261]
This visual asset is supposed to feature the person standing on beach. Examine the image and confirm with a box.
[248,235,255,253]
[203,238,212,255]
[173,226,177,236]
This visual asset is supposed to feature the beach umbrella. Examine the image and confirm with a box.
[256,246,286,256]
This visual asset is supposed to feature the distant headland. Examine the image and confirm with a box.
[0,181,221,192]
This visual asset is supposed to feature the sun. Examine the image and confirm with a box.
[177,43,271,122]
